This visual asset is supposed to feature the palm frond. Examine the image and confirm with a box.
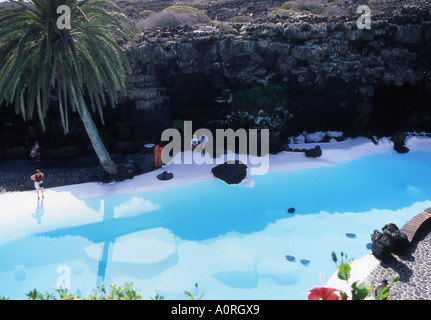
[0,0,137,131]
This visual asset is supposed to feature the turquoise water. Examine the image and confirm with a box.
[1,150,431,299]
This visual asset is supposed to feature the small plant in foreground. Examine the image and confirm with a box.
[7,282,205,300]
[151,293,165,300]
[304,251,399,300]
[185,282,205,300]
[22,283,141,300]
[88,283,142,300]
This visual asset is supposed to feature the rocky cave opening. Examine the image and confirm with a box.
[369,84,431,137]
[166,71,232,134]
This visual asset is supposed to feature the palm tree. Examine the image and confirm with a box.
[0,0,137,175]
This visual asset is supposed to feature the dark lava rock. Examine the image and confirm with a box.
[285,255,296,262]
[304,146,322,158]
[269,133,283,155]
[300,259,310,267]
[97,156,143,184]
[157,171,174,181]
[371,230,394,262]
[370,223,410,261]
[211,160,247,185]
[391,132,409,154]
[287,207,295,214]
[382,223,410,256]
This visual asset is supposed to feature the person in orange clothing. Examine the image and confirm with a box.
[154,142,163,169]
[30,169,44,200]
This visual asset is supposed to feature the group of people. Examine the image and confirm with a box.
[191,135,208,154]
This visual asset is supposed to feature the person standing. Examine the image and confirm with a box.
[199,135,208,155]
[30,141,41,161]
[374,279,389,298]
[30,169,44,200]
[191,135,198,150]
[154,142,163,169]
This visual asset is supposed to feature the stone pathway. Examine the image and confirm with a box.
[364,226,431,300]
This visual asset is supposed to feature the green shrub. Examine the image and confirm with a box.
[281,1,297,10]
[279,0,324,12]
[4,282,205,300]
[23,283,142,300]
[227,84,291,133]
[140,5,211,30]
[268,9,294,18]
[162,5,211,23]
[138,10,155,17]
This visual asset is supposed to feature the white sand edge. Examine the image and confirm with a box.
[325,253,381,298]
[41,135,431,199]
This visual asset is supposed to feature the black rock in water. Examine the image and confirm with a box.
[285,255,296,262]
[300,259,310,267]
[211,160,247,185]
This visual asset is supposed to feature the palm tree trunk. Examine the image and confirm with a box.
[70,86,118,175]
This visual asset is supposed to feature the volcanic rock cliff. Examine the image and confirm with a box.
[123,2,431,143]
[0,0,430,158]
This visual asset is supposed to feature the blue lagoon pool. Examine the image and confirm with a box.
[1,150,431,299]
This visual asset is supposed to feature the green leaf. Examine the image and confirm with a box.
[375,286,390,300]
[339,291,348,300]
[337,262,351,281]
[351,281,373,300]
[184,291,194,300]
[391,275,400,284]
[331,251,337,263]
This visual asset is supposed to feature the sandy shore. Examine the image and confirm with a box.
[35,136,395,199]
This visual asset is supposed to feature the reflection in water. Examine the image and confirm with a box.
[14,265,25,281]
[88,197,179,288]
[97,241,112,288]
[213,263,259,289]
[31,199,44,224]
[94,197,115,288]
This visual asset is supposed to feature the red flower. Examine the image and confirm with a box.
[305,287,341,300]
